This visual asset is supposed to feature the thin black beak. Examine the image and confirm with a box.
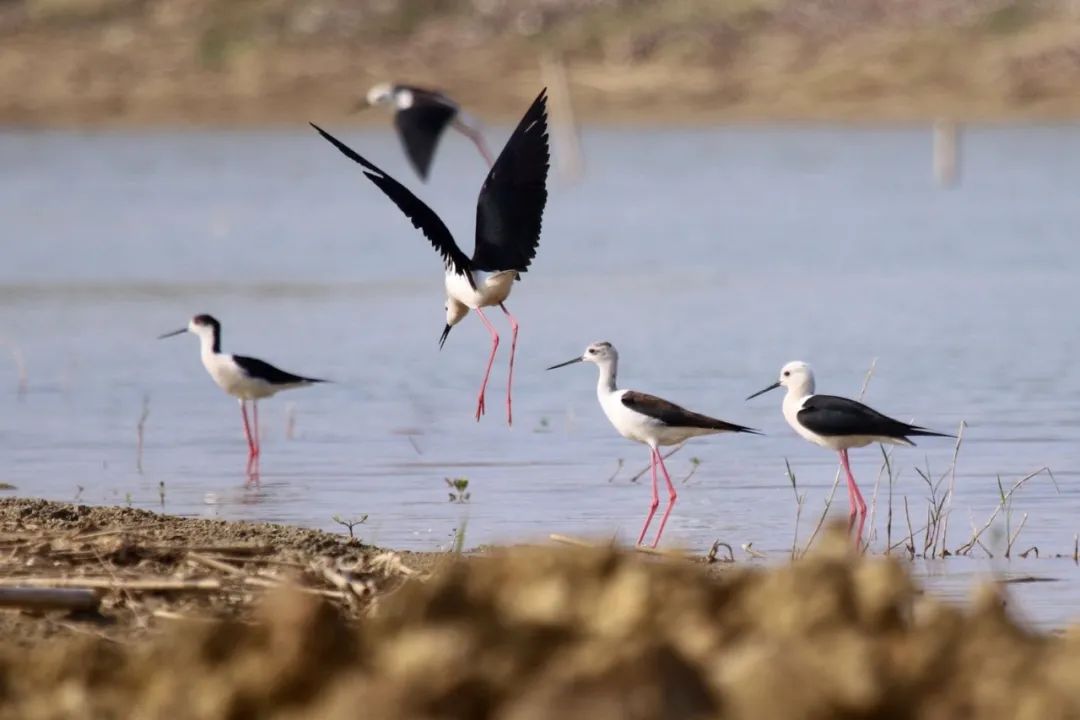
[158,328,186,340]
[438,324,451,350]
[746,381,781,401]
[546,357,584,371]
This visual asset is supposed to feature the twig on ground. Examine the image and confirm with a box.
[1005,512,1029,559]
[0,588,101,612]
[956,466,1053,556]
[136,394,150,474]
[903,496,916,559]
[785,459,805,560]
[706,540,735,563]
[937,420,966,557]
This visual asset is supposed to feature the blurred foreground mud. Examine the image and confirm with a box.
[1,499,1079,719]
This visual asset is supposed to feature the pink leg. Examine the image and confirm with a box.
[839,450,868,542]
[651,449,678,548]
[500,303,519,427]
[453,121,495,168]
[636,448,660,546]
[473,308,500,422]
[240,401,256,459]
[252,401,261,457]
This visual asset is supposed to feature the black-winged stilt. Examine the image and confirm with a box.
[747,361,952,540]
[312,88,549,426]
[159,315,326,469]
[360,83,494,180]
[548,342,760,548]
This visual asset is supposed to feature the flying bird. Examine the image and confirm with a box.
[360,82,494,180]
[747,361,952,541]
[549,342,759,547]
[312,88,549,426]
[159,314,326,471]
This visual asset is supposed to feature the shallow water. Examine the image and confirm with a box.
[1,125,1078,628]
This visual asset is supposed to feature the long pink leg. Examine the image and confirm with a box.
[252,401,261,457]
[651,448,678,548]
[453,120,495,168]
[500,303,519,427]
[636,448,660,546]
[473,308,500,421]
[839,450,868,542]
[240,401,256,457]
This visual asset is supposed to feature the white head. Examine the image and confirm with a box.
[439,299,469,350]
[546,341,619,371]
[746,360,815,401]
[365,82,395,107]
[158,314,221,352]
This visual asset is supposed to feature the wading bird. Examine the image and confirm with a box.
[312,88,549,425]
[747,361,951,541]
[548,342,759,547]
[360,82,494,180]
[159,315,326,470]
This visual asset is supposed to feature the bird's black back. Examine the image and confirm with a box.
[621,391,759,434]
[471,89,550,274]
[233,355,324,386]
[797,394,948,441]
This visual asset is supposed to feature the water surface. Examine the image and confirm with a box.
[1,125,1078,627]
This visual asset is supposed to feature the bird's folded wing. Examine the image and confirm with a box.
[621,391,751,432]
[796,394,913,437]
[232,356,322,385]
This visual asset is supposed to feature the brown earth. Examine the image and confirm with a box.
[4,0,1080,127]
[1,498,1080,718]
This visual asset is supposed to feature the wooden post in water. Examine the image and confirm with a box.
[540,50,584,183]
[933,118,961,188]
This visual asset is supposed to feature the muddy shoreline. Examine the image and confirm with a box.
[0,497,1079,718]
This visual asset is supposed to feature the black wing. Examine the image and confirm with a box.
[621,391,760,434]
[310,123,474,283]
[471,88,550,274]
[797,395,950,441]
[394,102,457,181]
[232,356,325,386]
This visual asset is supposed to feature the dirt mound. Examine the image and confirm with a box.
[1,525,1078,719]
[0,498,427,644]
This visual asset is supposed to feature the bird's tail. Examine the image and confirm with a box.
[906,426,954,439]
[714,421,763,435]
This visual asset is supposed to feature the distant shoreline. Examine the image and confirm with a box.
[4,1,1080,128]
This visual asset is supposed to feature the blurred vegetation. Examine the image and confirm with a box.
[2,0,1080,125]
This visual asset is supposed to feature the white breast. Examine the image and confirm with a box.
[445,270,516,309]
[201,354,280,401]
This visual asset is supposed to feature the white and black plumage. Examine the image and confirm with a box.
[747,361,951,539]
[159,314,326,469]
[313,88,549,426]
[548,342,759,548]
[362,82,494,180]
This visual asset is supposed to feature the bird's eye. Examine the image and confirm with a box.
[783,371,791,377]
[587,348,596,355]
